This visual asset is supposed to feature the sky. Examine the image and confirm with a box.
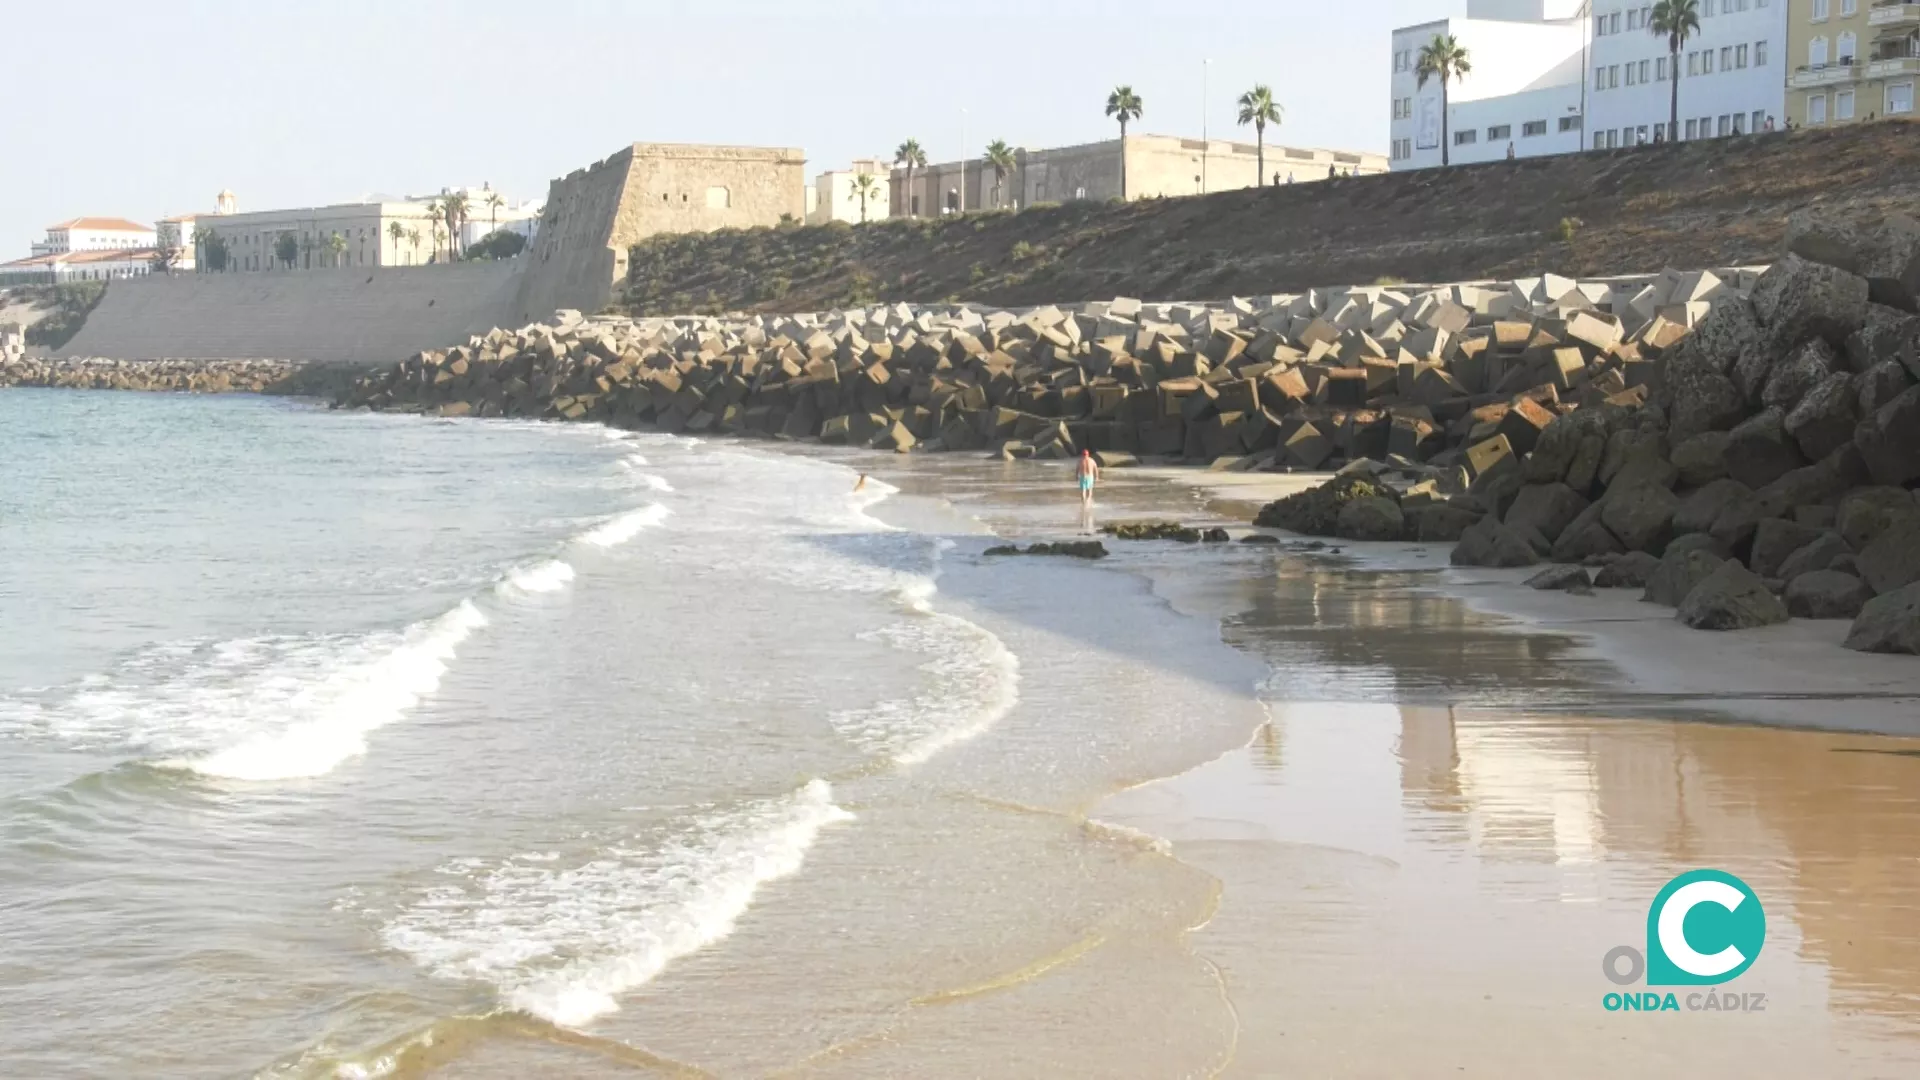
[1,0,1467,253]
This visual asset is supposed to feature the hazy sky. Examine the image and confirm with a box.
[3,0,1465,252]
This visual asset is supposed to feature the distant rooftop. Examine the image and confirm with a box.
[47,217,153,233]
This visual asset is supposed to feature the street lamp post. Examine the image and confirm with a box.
[960,108,968,214]
[1202,58,1212,194]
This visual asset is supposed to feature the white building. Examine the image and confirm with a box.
[156,214,197,271]
[1587,0,1788,149]
[2,217,160,283]
[1389,1,1591,170]
[28,217,156,257]
[808,158,893,224]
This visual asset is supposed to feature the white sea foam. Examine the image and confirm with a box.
[636,474,674,493]
[830,611,1022,766]
[378,779,853,1027]
[179,601,488,780]
[0,598,490,781]
[575,503,670,548]
[497,559,576,597]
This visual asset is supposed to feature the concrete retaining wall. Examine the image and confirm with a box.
[57,262,525,365]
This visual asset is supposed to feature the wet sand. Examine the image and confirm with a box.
[853,451,1920,1077]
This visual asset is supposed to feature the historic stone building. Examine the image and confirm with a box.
[516,142,806,320]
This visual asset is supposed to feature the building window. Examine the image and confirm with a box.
[1736,44,1748,68]
[1753,109,1767,131]
[1809,93,1828,124]
[1657,57,1668,81]
[1686,118,1699,138]
[1756,40,1769,66]
[1732,113,1746,134]
[1610,11,1621,32]
[1841,0,1856,15]
[1637,125,1650,144]
[1812,0,1829,20]
[706,186,731,209]
[1627,63,1638,85]
[1523,119,1548,137]
[1487,124,1511,140]
[1838,31,1856,63]
[1811,37,1828,66]
[1595,13,1608,35]
[1455,129,1478,146]
[1560,114,1583,131]
[1892,82,1916,115]
[1611,64,1621,87]
[1720,46,1731,70]
[1595,65,1607,90]
[1639,59,1651,83]
[1837,89,1855,120]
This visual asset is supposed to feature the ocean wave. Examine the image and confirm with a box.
[575,504,671,549]
[831,610,1021,766]
[377,779,853,1028]
[497,558,576,597]
[171,601,488,781]
[0,600,490,783]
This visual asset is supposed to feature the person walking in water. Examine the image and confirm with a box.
[1076,449,1100,507]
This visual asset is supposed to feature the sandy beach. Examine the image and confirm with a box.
[846,448,1920,1078]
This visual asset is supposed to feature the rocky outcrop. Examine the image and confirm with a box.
[982,540,1108,559]
[0,356,345,394]
[1677,562,1790,630]
[1101,521,1202,543]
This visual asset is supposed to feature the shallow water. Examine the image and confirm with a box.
[3,390,1918,1077]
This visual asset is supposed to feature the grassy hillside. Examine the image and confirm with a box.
[621,121,1920,315]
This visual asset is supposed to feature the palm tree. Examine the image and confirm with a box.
[1416,35,1473,166]
[894,138,927,217]
[406,227,422,265]
[848,173,882,223]
[190,226,213,273]
[326,231,347,268]
[1649,0,1702,144]
[387,220,406,266]
[432,223,448,264]
[484,190,504,234]
[442,191,470,259]
[984,140,1016,208]
[1236,85,1284,186]
[423,201,445,262]
[1105,85,1144,199]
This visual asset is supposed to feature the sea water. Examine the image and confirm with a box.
[0,390,1265,1077]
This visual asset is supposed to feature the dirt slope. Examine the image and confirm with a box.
[621,121,1920,315]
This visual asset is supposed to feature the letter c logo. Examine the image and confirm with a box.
[1645,870,1766,986]
[1657,880,1747,978]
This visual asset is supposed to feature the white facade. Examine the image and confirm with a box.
[29,218,156,257]
[1587,0,1788,148]
[1389,2,1589,170]
[156,215,197,270]
[808,158,893,224]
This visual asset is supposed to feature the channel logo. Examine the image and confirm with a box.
[1601,869,1767,1013]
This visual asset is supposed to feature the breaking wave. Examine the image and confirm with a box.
[377,779,854,1027]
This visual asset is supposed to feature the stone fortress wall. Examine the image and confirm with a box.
[59,142,805,364]
[57,261,525,366]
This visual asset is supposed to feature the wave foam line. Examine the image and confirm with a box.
[378,779,853,1029]
[575,503,670,549]
[171,600,488,781]
[497,558,576,597]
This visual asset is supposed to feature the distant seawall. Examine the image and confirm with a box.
[55,143,682,365]
[58,262,529,366]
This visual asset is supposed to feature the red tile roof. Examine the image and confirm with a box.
[2,248,156,269]
[45,217,155,233]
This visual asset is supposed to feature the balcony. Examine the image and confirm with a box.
[1790,62,1862,87]
[1869,55,1920,76]
[1870,2,1920,29]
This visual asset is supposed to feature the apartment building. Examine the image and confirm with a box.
[1388,1,1590,170]
[1788,0,1920,126]
[1588,0,1788,147]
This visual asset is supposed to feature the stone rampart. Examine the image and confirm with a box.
[56,261,524,365]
